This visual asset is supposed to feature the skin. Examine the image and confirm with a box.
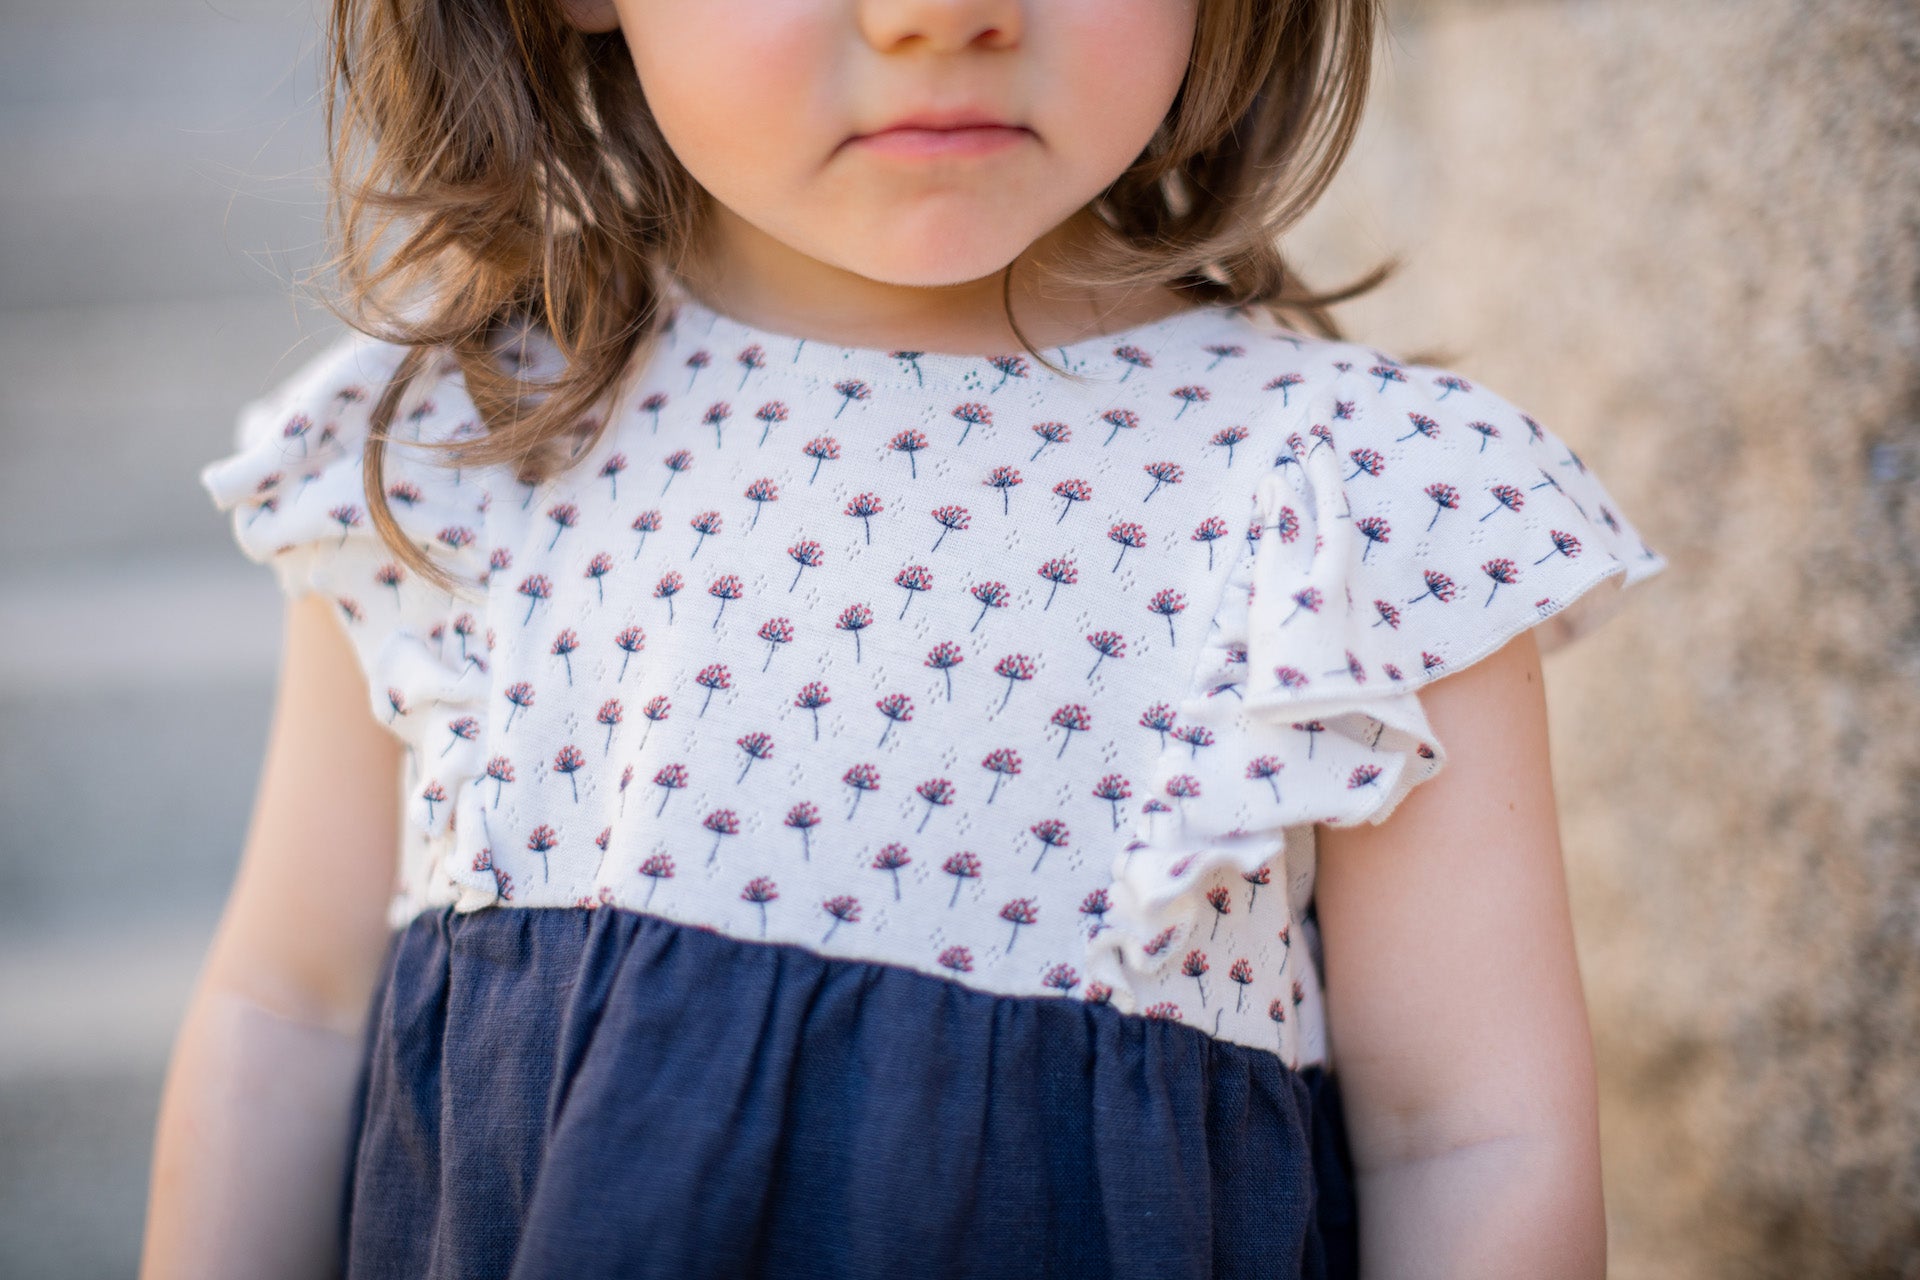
[563,0,1202,353]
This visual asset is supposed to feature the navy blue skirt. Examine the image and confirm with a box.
[338,903,1360,1279]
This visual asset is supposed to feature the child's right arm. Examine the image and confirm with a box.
[140,591,405,1280]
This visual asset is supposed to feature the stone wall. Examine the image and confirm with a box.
[1287,1,1920,1274]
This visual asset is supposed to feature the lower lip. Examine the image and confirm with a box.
[850,126,1028,159]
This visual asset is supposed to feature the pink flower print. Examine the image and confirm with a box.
[1323,648,1366,683]
[926,641,965,699]
[832,380,871,418]
[374,562,404,604]
[1170,385,1209,419]
[929,505,970,552]
[1027,819,1069,872]
[1370,363,1406,392]
[1090,410,1139,449]
[1371,597,1403,630]
[794,682,831,741]
[894,564,933,618]
[1001,895,1040,947]
[652,763,689,815]
[1093,773,1132,830]
[661,448,694,496]
[942,851,981,907]
[1266,372,1305,407]
[787,538,824,590]
[485,756,515,808]
[1049,703,1091,758]
[703,809,740,865]
[583,551,615,603]
[1349,513,1391,564]
[553,744,586,801]
[737,729,775,782]
[875,692,914,747]
[1307,423,1335,455]
[1536,529,1584,565]
[655,569,685,622]
[892,351,926,386]
[694,662,731,714]
[1434,373,1472,399]
[914,777,954,832]
[708,573,743,628]
[527,823,558,882]
[802,435,840,483]
[988,354,1029,392]
[1114,345,1152,382]
[758,617,794,671]
[452,612,480,663]
[1406,568,1457,607]
[1467,419,1502,453]
[981,747,1021,802]
[616,626,646,680]
[845,492,884,543]
[1211,424,1249,466]
[1148,587,1186,643]
[702,400,731,447]
[753,400,789,446]
[889,428,930,478]
[836,602,874,660]
[951,402,991,445]
[1085,982,1114,1006]
[545,498,572,552]
[1203,343,1245,371]
[743,477,779,529]
[969,580,1010,632]
[1280,586,1322,626]
[1037,556,1077,609]
[1085,630,1126,680]
[993,653,1034,710]
[1172,722,1213,760]
[688,509,723,557]
[1242,865,1272,912]
[1108,521,1147,571]
[821,895,861,944]
[631,509,662,558]
[337,598,365,626]
[440,716,479,759]
[639,695,669,750]
[1029,421,1070,461]
[1141,460,1183,502]
[1415,481,1459,531]
[872,842,912,898]
[1184,948,1211,1005]
[552,628,579,685]
[736,344,766,390]
[599,452,626,500]
[280,411,314,456]
[938,945,975,973]
[1247,756,1284,803]
[421,779,446,824]
[785,800,821,861]
[1043,963,1081,995]
[1191,516,1229,570]
[1163,773,1202,820]
[1051,477,1091,523]
[597,699,622,753]
[639,391,669,432]
[437,526,476,560]
[842,762,880,818]
[742,875,778,937]
[1480,557,1520,606]
[1140,702,1177,747]
[503,681,534,731]
[1480,483,1525,521]
[639,853,674,908]
[1345,445,1385,483]
[328,503,363,547]
[1400,412,1441,443]
[984,464,1022,515]
[518,573,553,625]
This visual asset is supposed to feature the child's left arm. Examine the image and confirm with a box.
[1314,624,1607,1280]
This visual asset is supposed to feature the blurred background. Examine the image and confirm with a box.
[2,0,1915,1275]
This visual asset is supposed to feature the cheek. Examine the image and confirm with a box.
[1041,0,1196,178]
[623,1,836,201]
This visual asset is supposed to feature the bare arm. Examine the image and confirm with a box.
[141,592,405,1280]
[1314,628,1607,1279]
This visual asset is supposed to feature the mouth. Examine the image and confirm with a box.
[846,112,1032,160]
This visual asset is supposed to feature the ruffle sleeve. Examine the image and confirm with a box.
[1084,351,1670,1010]
[198,331,506,916]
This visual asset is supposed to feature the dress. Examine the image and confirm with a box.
[198,277,1668,1279]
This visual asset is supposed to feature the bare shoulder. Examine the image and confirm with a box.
[1313,626,1602,1172]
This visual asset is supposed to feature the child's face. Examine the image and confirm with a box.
[577,0,1198,291]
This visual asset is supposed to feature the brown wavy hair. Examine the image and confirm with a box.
[309,0,1402,596]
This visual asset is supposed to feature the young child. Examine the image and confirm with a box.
[146,1,1668,1277]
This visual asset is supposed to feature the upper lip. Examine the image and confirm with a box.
[858,108,1023,137]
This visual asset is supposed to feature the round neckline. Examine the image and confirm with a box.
[658,274,1228,397]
